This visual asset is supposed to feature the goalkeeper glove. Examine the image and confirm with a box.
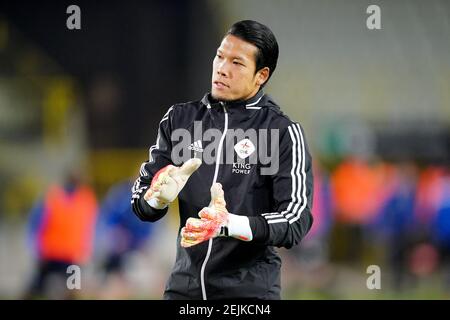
[180,183,253,248]
[144,158,202,209]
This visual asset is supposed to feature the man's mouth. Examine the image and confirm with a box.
[213,81,229,89]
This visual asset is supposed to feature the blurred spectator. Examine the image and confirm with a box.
[299,162,334,268]
[95,179,153,299]
[429,168,450,291]
[330,157,386,263]
[23,171,98,299]
[332,157,385,224]
[284,162,334,294]
[372,162,419,291]
[415,166,447,232]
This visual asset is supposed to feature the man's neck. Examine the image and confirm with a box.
[215,89,264,105]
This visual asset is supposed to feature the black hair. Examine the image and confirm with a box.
[227,20,279,86]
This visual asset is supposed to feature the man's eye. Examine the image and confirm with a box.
[216,54,223,59]
[233,61,243,66]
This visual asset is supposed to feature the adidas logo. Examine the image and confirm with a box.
[188,140,204,153]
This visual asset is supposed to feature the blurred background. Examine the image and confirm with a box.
[0,0,449,299]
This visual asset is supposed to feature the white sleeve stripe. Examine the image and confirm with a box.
[283,124,305,222]
[288,123,307,224]
[131,177,140,193]
[282,124,302,220]
[140,162,148,177]
[263,123,307,225]
[262,212,280,216]
[264,202,300,219]
[133,106,174,209]
[149,106,173,163]
[287,126,299,210]
[268,218,288,224]
[265,213,284,219]
[275,124,302,223]
[263,124,299,223]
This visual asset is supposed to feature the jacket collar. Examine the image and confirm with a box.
[201,89,265,109]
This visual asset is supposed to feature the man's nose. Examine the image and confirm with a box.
[217,61,229,77]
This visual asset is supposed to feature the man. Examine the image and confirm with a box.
[131,20,313,300]
[25,171,98,299]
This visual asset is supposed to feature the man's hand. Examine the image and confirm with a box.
[144,158,202,209]
[180,183,253,248]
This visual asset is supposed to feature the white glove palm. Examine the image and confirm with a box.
[144,158,202,209]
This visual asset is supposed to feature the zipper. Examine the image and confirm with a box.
[200,103,228,300]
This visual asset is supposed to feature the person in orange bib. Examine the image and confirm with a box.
[24,172,98,299]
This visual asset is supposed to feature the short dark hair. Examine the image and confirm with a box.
[227,20,279,86]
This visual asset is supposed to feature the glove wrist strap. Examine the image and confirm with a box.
[146,197,168,210]
[221,213,253,241]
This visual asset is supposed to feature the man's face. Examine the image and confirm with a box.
[211,34,267,102]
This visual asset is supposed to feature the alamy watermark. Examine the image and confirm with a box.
[169,121,280,175]
[66,264,81,290]
[366,264,381,290]
[66,5,81,30]
[366,5,381,30]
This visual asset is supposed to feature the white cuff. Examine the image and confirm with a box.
[227,213,253,241]
[146,198,168,210]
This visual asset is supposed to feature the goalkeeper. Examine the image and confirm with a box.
[131,20,313,300]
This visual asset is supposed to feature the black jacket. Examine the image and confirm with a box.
[131,90,314,300]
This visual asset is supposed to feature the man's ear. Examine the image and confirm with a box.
[256,67,270,86]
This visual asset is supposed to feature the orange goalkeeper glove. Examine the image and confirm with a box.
[180,183,253,248]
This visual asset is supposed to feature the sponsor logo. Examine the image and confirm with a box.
[188,140,204,153]
[234,138,255,159]
[232,161,252,175]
